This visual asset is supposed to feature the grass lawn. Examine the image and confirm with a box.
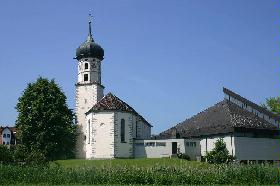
[54,158,209,169]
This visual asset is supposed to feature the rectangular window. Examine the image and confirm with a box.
[88,120,90,144]
[3,134,6,138]
[3,142,5,145]
[85,63,89,69]
[84,74,89,81]
[156,142,166,147]
[145,142,155,147]
[186,142,190,146]
[7,134,10,138]
[121,119,125,143]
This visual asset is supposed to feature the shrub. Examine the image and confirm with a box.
[0,145,13,164]
[205,138,235,164]
[177,153,190,160]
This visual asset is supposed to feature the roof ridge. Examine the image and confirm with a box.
[223,87,278,119]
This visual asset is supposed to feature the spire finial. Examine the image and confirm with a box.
[87,13,94,42]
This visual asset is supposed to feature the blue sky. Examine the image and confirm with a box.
[0,0,278,134]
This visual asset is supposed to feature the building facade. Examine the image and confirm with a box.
[75,20,152,159]
[158,88,279,163]
[0,126,16,147]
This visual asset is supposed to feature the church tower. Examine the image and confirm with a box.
[75,18,104,158]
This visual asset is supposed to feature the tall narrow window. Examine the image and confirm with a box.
[121,119,125,143]
[84,74,88,81]
[88,120,90,144]
[85,63,88,69]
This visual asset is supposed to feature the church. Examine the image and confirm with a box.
[74,20,152,159]
[74,19,279,163]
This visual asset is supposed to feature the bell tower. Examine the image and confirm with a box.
[75,16,104,158]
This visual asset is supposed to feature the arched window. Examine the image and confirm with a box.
[88,120,90,144]
[84,74,88,81]
[121,119,125,143]
[3,134,6,138]
[85,63,88,69]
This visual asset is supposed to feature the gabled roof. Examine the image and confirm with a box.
[86,93,152,127]
[158,100,278,139]
[223,87,278,119]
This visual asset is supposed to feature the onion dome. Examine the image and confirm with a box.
[76,20,104,60]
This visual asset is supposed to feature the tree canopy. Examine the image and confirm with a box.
[15,77,76,161]
[261,97,279,114]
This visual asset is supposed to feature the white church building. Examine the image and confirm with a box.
[75,20,152,159]
[74,19,279,163]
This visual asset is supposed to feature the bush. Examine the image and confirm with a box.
[25,149,47,165]
[177,153,190,160]
[205,138,235,164]
[0,145,13,164]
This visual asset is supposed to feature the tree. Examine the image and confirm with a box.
[261,97,279,114]
[15,77,76,161]
[205,138,235,164]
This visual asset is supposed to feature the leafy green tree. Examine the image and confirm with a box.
[261,97,279,114]
[205,138,235,164]
[15,77,76,161]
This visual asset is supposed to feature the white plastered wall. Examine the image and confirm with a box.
[114,112,134,158]
[86,112,115,159]
[200,135,235,157]
[134,139,200,160]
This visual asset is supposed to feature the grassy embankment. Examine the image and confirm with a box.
[0,158,278,185]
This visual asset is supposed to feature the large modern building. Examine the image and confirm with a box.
[74,18,279,163]
[158,88,279,163]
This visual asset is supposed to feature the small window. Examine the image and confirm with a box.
[84,74,88,81]
[145,142,155,147]
[7,134,10,138]
[6,142,9,145]
[3,142,5,145]
[3,134,6,138]
[85,63,89,69]
[121,119,125,143]
[193,142,196,147]
[186,142,190,146]
[156,142,166,147]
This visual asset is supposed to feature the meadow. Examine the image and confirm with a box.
[0,158,278,185]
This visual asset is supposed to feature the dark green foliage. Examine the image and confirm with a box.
[0,164,277,185]
[15,77,76,161]
[0,145,13,164]
[205,138,235,164]
[261,97,279,114]
[177,153,190,160]
[13,144,28,163]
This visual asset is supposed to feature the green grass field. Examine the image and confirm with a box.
[55,158,209,169]
[1,158,278,185]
